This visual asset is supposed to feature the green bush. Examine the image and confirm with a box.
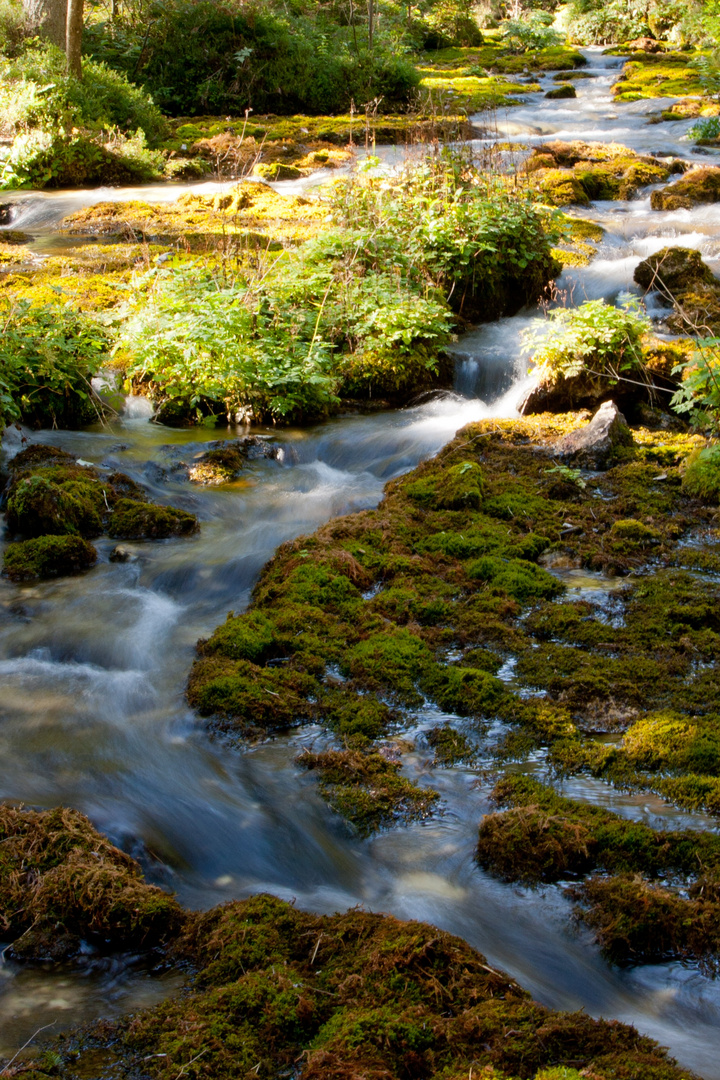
[501,12,564,52]
[84,0,419,117]
[416,0,484,48]
[0,44,166,142]
[688,115,720,141]
[0,300,108,430]
[523,298,649,384]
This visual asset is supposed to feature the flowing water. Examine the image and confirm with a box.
[2,46,720,1074]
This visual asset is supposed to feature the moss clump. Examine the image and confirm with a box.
[613,53,705,100]
[546,83,576,99]
[0,804,183,961]
[682,445,720,502]
[5,470,106,537]
[528,141,672,207]
[478,775,720,884]
[297,748,438,834]
[108,499,199,539]
[27,892,689,1080]
[651,166,720,211]
[253,162,303,181]
[426,724,477,766]
[2,534,97,581]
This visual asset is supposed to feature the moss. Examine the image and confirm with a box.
[634,246,716,295]
[682,444,720,501]
[572,873,720,967]
[613,53,705,100]
[546,84,576,99]
[651,166,720,211]
[478,775,720,885]
[5,471,106,538]
[0,804,183,962]
[426,724,477,766]
[108,498,199,539]
[297,748,439,834]
[2,534,97,581]
[253,162,303,181]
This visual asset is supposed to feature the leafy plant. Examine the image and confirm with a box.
[670,337,720,419]
[688,115,720,141]
[523,297,650,384]
[501,12,563,53]
[0,300,109,429]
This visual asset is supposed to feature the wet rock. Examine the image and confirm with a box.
[634,246,720,334]
[553,401,634,469]
[2,534,98,582]
[634,245,717,294]
[626,35,663,51]
[526,141,675,207]
[650,166,720,210]
[187,437,281,485]
[546,83,576,99]
[109,544,137,563]
[108,499,199,540]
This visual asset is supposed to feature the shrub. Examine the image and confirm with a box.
[688,115,720,141]
[501,12,564,52]
[84,0,419,117]
[523,298,649,385]
[0,299,108,430]
[0,44,166,142]
[417,0,485,48]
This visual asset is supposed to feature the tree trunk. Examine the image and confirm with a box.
[23,0,66,48]
[66,0,83,78]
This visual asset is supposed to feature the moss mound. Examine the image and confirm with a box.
[17,893,693,1080]
[546,84,576,99]
[682,445,720,502]
[651,167,720,211]
[528,141,673,207]
[0,804,183,961]
[2,534,97,581]
[108,499,199,539]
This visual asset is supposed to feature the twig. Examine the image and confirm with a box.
[1,1022,57,1075]
[175,1048,207,1079]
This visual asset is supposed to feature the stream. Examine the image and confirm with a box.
[2,46,720,1076]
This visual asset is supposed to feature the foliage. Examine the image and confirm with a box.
[0,0,25,55]
[501,12,564,53]
[670,337,720,419]
[688,114,720,140]
[84,0,420,117]
[0,300,108,429]
[415,0,485,48]
[523,298,650,383]
[0,43,166,141]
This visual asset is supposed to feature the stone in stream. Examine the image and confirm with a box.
[634,245,720,334]
[545,83,576,99]
[651,165,720,210]
[552,400,633,469]
[523,140,678,206]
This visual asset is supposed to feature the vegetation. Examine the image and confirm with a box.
[1,443,199,581]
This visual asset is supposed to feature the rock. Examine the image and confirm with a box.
[3,535,98,582]
[552,401,633,470]
[650,166,720,211]
[634,246,717,294]
[187,437,281,484]
[109,544,136,563]
[626,36,663,52]
[546,84,576,99]
[253,162,303,181]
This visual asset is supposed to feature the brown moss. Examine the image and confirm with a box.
[0,805,183,961]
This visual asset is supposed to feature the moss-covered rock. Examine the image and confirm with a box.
[0,804,183,961]
[253,162,303,181]
[546,83,576,99]
[13,891,694,1080]
[651,167,720,211]
[634,246,717,294]
[529,141,674,207]
[681,444,720,501]
[107,499,199,539]
[2,534,97,581]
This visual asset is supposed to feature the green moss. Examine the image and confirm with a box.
[546,84,576,99]
[297,748,439,834]
[2,534,97,581]
[651,166,720,211]
[344,629,435,706]
[108,498,199,539]
[253,162,303,180]
[6,471,106,537]
[682,444,720,501]
[613,53,705,100]
[426,724,477,766]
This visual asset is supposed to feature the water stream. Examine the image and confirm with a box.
[2,46,720,1075]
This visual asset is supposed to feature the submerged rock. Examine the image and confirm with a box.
[186,437,281,484]
[553,400,634,469]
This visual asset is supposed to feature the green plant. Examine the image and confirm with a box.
[501,12,564,52]
[0,299,108,429]
[670,337,720,419]
[523,297,650,384]
[688,115,720,140]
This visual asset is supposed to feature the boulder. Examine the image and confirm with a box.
[634,246,717,294]
[626,36,663,52]
[553,401,634,469]
[651,167,720,211]
[546,84,577,99]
